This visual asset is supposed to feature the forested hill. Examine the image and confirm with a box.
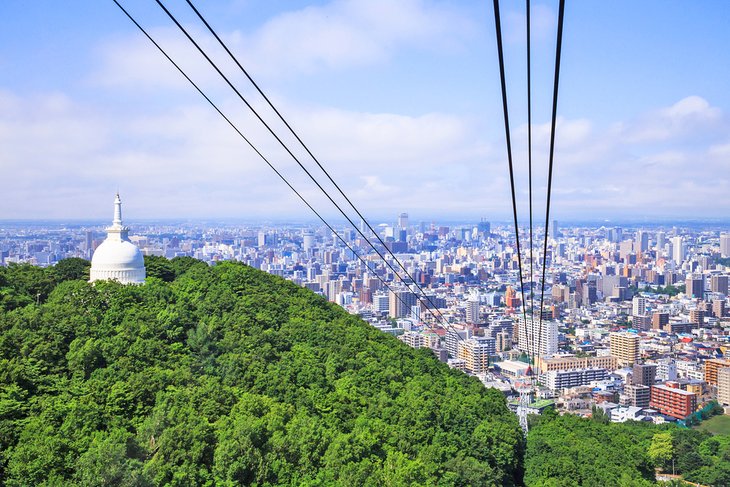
[0,258,523,486]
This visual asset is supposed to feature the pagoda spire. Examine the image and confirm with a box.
[113,193,123,227]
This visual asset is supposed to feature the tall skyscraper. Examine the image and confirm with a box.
[398,212,409,230]
[551,220,559,238]
[721,234,730,258]
[672,236,684,265]
[637,230,649,253]
[656,231,666,253]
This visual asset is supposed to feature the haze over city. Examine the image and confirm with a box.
[1,0,729,221]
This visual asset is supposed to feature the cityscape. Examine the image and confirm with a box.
[4,211,730,425]
[3,0,730,484]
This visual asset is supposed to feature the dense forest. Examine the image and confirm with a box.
[0,257,523,486]
[525,410,730,486]
[3,257,730,486]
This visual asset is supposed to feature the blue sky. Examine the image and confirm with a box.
[1,0,729,222]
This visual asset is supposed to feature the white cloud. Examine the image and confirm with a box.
[92,0,475,90]
[619,95,724,143]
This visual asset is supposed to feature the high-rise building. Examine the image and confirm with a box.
[457,337,495,374]
[718,368,730,406]
[373,293,389,313]
[626,384,651,408]
[551,220,559,238]
[637,230,649,253]
[632,296,646,316]
[685,275,704,299]
[705,358,730,387]
[712,299,726,318]
[652,312,669,330]
[721,234,730,258]
[672,236,685,265]
[632,363,657,386]
[544,368,608,391]
[656,231,666,253]
[397,212,409,230]
[710,275,729,295]
[465,296,480,324]
[609,332,640,367]
[446,328,470,358]
[517,316,558,359]
[302,229,315,252]
[389,289,417,318]
[689,308,705,326]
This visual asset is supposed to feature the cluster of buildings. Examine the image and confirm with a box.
[3,205,730,423]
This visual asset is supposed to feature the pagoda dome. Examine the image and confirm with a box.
[89,194,146,284]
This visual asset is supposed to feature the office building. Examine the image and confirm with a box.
[685,276,704,299]
[609,332,640,367]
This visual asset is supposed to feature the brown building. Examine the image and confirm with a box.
[705,358,730,387]
[689,309,705,326]
[686,276,704,299]
[650,383,697,419]
[710,275,728,295]
[652,312,669,330]
[713,300,726,318]
[632,363,657,386]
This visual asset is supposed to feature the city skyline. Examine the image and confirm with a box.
[1,1,729,221]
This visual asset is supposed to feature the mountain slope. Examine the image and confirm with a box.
[0,260,523,486]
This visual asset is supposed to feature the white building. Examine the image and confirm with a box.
[457,337,496,374]
[89,194,146,284]
[542,368,608,391]
[517,316,558,358]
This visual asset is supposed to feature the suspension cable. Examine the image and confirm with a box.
[537,0,566,369]
[526,0,534,364]
[184,0,460,332]
[112,0,463,341]
[492,0,529,341]
[154,0,453,329]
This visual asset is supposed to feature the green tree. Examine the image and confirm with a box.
[648,432,673,470]
[52,257,91,282]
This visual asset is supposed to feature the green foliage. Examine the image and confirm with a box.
[525,413,657,486]
[0,258,523,486]
[648,431,673,468]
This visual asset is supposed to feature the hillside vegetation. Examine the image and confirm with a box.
[0,258,523,486]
